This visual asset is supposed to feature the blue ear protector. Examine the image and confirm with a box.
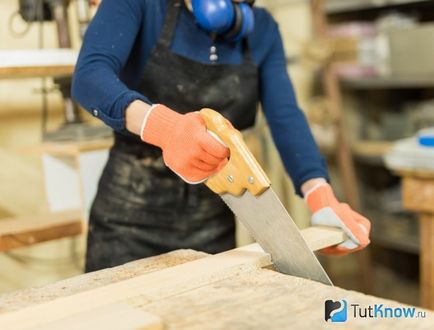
[191,0,255,42]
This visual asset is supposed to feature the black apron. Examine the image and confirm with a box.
[85,0,259,272]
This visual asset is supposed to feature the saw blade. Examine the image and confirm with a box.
[222,188,333,285]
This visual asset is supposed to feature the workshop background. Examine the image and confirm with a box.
[1,0,434,310]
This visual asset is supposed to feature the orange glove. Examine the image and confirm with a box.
[305,182,371,256]
[140,104,229,183]
[89,0,101,7]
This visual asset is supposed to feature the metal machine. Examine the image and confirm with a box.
[18,0,111,141]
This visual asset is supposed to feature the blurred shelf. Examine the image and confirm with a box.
[326,0,432,14]
[320,140,393,164]
[0,211,83,252]
[352,140,393,164]
[0,49,77,79]
[340,75,434,89]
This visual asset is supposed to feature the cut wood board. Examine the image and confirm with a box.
[0,249,208,313]
[0,244,272,329]
[300,226,344,251]
[33,303,162,330]
[0,211,83,251]
[1,228,433,330]
[0,226,344,329]
[143,268,434,330]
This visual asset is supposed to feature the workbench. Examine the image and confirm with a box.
[400,169,434,310]
[0,228,432,330]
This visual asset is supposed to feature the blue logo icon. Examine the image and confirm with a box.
[325,299,347,322]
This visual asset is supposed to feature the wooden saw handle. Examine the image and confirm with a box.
[200,108,270,197]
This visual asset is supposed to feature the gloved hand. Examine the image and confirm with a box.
[140,104,229,183]
[305,182,371,255]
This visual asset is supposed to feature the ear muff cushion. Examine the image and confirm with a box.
[191,0,234,33]
[223,4,242,41]
[235,3,254,40]
[223,2,254,42]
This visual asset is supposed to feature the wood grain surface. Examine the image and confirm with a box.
[0,244,432,329]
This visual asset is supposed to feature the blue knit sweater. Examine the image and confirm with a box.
[71,0,328,195]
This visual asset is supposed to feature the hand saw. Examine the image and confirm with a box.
[200,108,333,285]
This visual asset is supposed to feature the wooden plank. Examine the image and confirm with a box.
[0,227,344,329]
[420,214,434,310]
[229,226,345,255]
[300,226,346,251]
[0,66,74,79]
[3,249,434,329]
[402,175,434,213]
[0,249,208,313]
[143,268,434,329]
[34,303,163,330]
[0,245,269,329]
[0,211,83,251]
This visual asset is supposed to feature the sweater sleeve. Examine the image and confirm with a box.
[259,20,329,196]
[71,0,150,131]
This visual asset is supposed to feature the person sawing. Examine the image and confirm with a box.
[72,0,371,272]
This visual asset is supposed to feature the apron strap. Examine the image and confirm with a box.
[158,0,182,49]
[241,38,254,63]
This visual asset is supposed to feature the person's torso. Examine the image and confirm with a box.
[115,0,261,149]
[120,0,277,90]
